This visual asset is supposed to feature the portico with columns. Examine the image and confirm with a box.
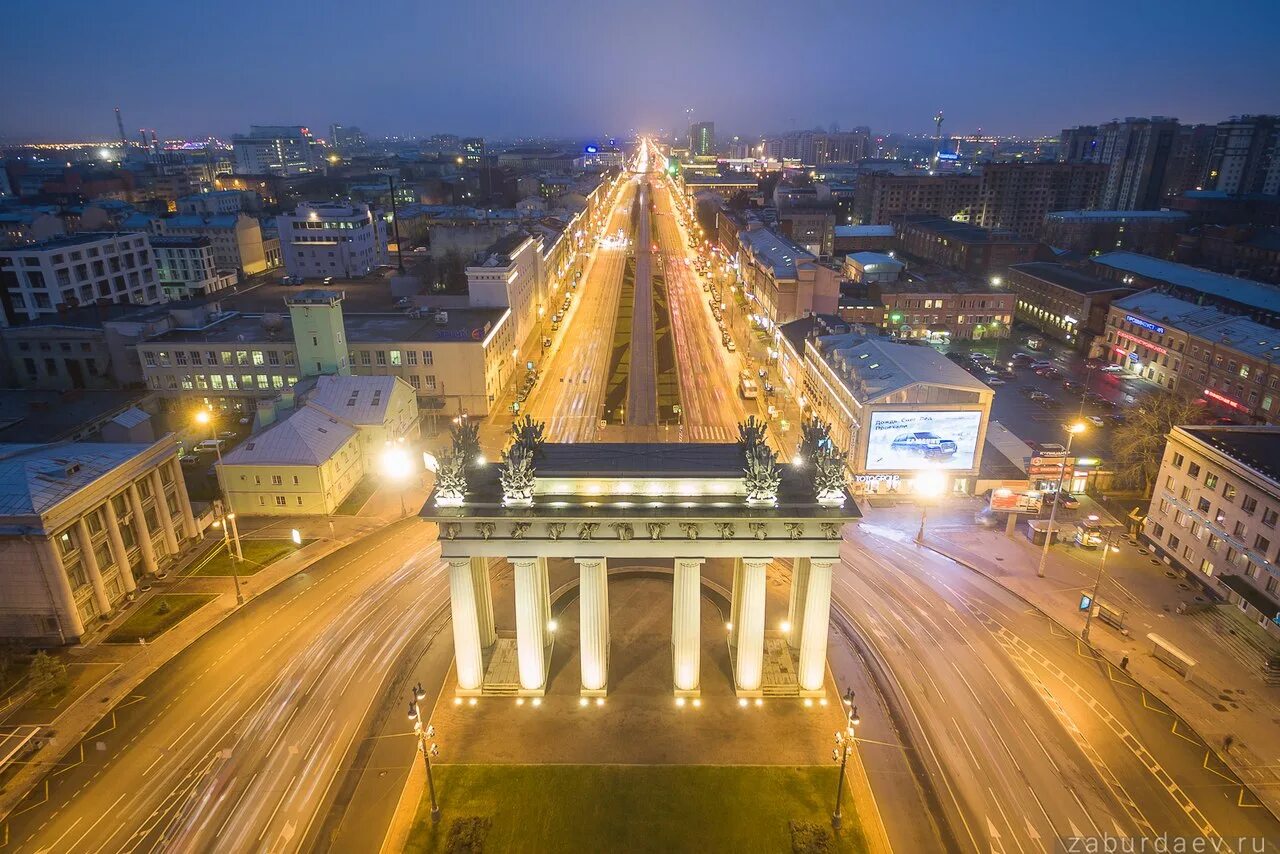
[421,441,857,700]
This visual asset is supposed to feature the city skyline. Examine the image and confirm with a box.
[3,0,1279,141]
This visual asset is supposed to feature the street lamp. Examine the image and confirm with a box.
[210,512,244,605]
[914,467,947,543]
[194,407,244,580]
[831,686,860,830]
[408,682,441,823]
[1082,534,1119,642]
[1036,421,1087,578]
[381,442,414,518]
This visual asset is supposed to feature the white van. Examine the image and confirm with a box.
[739,378,759,399]
[195,439,225,454]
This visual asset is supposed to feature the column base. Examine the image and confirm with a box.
[516,685,547,698]
[673,687,701,699]
[580,687,608,698]
[799,687,827,699]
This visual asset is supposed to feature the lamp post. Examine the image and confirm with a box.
[1082,532,1119,642]
[407,681,441,823]
[1036,421,1087,578]
[831,686,860,830]
[210,510,244,605]
[914,467,947,544]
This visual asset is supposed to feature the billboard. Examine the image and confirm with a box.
[865,411,982,471]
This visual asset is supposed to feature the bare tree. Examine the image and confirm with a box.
[1109,395,1209,496]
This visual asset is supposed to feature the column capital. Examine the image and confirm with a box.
[674,556,705,566]
[573,556,606,569]
[741,556,772,569]
[809,557,838,570]
[444,555,473,569]
[509,556,540,569]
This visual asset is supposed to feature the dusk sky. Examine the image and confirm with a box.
[3,0,1279,141]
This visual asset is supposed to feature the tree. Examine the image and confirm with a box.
[28,650,69,695]
[1110,395,1210,496]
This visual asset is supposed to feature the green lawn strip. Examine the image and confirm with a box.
[651,268,681,424]
[187,538,310,577]
[406,764,866,854]
[334,476,378,515]
[602,257,635,424]
[105,594,217,644]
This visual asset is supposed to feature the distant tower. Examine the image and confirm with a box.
[286,290,351,377]
[115,107,128,148]
[932,111,945,170]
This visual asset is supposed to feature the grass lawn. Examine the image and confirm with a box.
[105,594,216,644]
[188,538,309,577]
[405,765,866,854]
[335,477,378,515]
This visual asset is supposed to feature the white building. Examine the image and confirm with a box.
[277,202,389,280]
[232,125,322,176]
[151,236,238,299]
[466,231,544,353]
[216,374,420,516]
[0,233,162,325]
[1144,426,1280,636]
[159,213,279,276]
[177,190,250,216]
[0,438,199,643]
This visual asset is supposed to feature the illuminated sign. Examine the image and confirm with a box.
[937,151,959,161]
[1115,330,1167,354]
[865,411,982,471]
[1125,315,1165,335]
[853,474,901,485]
[585,145,599,154]
[1203,388,1246,411]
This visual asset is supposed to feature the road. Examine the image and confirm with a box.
[627,179,657,426]
[837,521,1280,851]
[3,519,446,853]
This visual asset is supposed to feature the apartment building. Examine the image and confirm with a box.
[893,215,1040,276]
[277,202,389,280]
[1040,210,1189,257]
[735,225,840,326]
[151,236,238,299]
[159,213,279,276]
[0,233,161,325]
[973,162,1107,238]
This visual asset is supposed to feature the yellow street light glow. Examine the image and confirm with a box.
[1068,422,1087,434]
[780,620,792,633]
[915,468,947,498]
[595,697,604,707]
[531,697,542,707]
[380,446,413,481]
[580,697,589,707]
[738,698,748,708]
[193,409,211,425]
[676,697,686,707]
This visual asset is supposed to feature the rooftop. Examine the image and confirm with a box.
[834,225,895,238]
[1046,210,1190,222]
[682,174,758,187]
[145,306,507,346]
[1009,262,1133,295]
[305,374,403,425]
[1111,292,1280,353]
[846,252,903,269]
[778,314,852,357]
[0,441,160,518]
[0,389,153,444]
[0,232,148,254]
[1092,251,1280,314]
[816,333,992,400]
[1180,426,1280,489]
[895,214,1024,244]
[220,405,356,467]
[740,227,814,279]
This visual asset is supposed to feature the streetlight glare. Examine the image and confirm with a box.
[381,446,413,480]
[1068,422,1087,434]
[193,409,211,425]
[914,469,946,498]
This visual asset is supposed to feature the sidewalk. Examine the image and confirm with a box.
[0,510,392,821]
[862,500,1280,816]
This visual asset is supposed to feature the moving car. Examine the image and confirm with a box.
[739,377,759,399]
[1101,364,1125,373]
[1086,415,1106,427]
[890,432,959,459]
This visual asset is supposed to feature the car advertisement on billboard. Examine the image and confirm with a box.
[866,411,982,471]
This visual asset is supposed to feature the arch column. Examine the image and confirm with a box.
[577,557,609,696]
[447,557,484,693]
[787,557,811,651]
[797,558,836,695]
[512,557,549,694]
[75,518,112,618]
[150,470,180,558]
[170,459,199,541]
[734,557,769,694]
[672,557,703,696]
[127,482,159,577]
[102,497,135,593]
[471,557,495,647]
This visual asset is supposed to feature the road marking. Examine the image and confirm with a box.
[216,773,257,838]
[1169,720,1201,746]
[1140,691,1171,716]
[33,813,82,854]
[55,791,125,853]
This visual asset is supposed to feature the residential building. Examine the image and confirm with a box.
[735,225,840,326]
[1162,123,1217,200]
[678,172,758,199]
[893,214,1040,276]
[0,208,66,247]
[159,213,279,276]
[216,374,418,516]
[151,236,238,299]
[0,233,161,325]
[277,202,389,280]
[1040,210,1189,257]
[177,190,251,216]
[329,124,368,156]
[0,438,199,643]
[689,122,715,157]
[231,125,322,176]
[1005,262,1133,350]
[1143,426,1280,635]
[0,389,155,444]
[833,224,895,255]
[777,209,835,257]
[1203,115,1280,197]
[466,231,544,353]
[851,173,981,226]
[862,276,1013,342]
[800,332,994,495]
[462,138,486,167]
[1090,251,1280,326]
[1081,117,1183,210]
[1101,291,1215,392]
[973,162,1107,238]
[1181,225,1280,284]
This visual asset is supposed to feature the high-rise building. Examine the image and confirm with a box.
[689,122,715,157]
[1058,126,1100,163]
[329,124,368,156]
[462,137,486,167]
[974,162,1107,238]
[1203,115,1280,196]
[852,172,981,225]
[231,125,322,176]
[1095,117,1182,210]
[1163,123,1216,200]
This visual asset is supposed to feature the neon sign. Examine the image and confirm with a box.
[1116,330,1167,354]
[1125,315,1165,335]
[1203,388,1245,411]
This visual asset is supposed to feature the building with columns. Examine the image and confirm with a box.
[0,438,199,644]
[421,443,858,699]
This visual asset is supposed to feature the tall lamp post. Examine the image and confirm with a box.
[1082,531,1119,642]
[831,686,860,830]
[408,681,441,823]
[1036,421,1087,578]
[914,467,947,544]
[194,408,245,606]
[210,511,244,605]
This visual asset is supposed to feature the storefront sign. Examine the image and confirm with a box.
[853,474,902,485]
[990,488,1043,514]
[1115,330,1167,354]
[1203,388,1246,411]
[1125,315,1165,335]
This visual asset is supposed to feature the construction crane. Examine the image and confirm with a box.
[114,106,128,148]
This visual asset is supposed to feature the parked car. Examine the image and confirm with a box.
[1020,385,1041,397]
[1062,380,1085,394]
[891,432,959,459]
[1050,491,1080,509]
[986,377,1006,386]
[1028,390,1051,401]
[1101,364,1125,373]
[1085,415,1106,427]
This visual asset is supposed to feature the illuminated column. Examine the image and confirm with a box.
[536,556,552,645]
[74,518,112,617]
[150,470,180,558]
[513,557,548,693]
[577,557,609,696]
[672,557,703,695]
[170,459,199,541]
[735,558,769,693]
[36,538,84,641]
[797,559,836,694]
[787,558,811,651]
[127,483,159,576]
[102,497,135,593]
[729,557,744,648]
[471,557,496,647]
[447,557,484,692]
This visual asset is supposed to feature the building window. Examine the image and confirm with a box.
[1207,534,1221,552]
[360,351,371,366]
[423,351,434,365]
[424,375,437,391]
[1263,508,1278,529]
[390,350,402,366]
[407,351,418,366]
[1204,473,1218,489]
[1242,495,1258,514]
[1187,462,1200,478]
[1223,483,1237,501]
[376,351,387,366]
[271,475,283,485]
[1254,535,1271,554]
[1196,497,1210,514]
[1171,452,1184,469]
[1198,558,1214,576]
[276,496,287,506]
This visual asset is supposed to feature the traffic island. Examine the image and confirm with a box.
[104,594,217,643]
[185,538,312,576]
[404,764,866,853]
